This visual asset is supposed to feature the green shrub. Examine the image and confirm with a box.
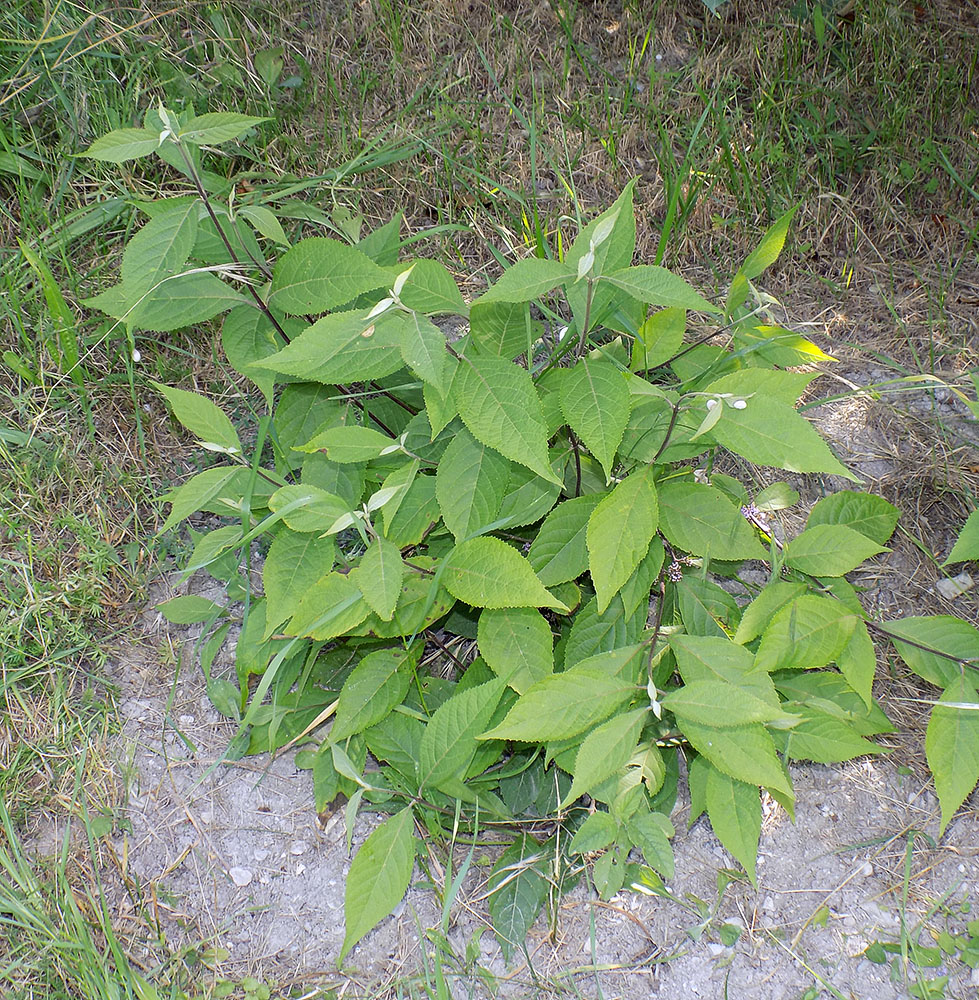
[82,107,979,967]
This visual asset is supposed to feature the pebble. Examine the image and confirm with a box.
[178,714,194,725]
[707,942,729,957]
[289,841,308,855]
[970,967,979,987]
[253,848,270,862]
[856,861,873,878]
[229,866,253,887]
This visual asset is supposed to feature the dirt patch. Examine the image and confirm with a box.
[106,625,979,999]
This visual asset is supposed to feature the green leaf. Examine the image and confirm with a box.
[178,112,269,144]
[631,307,685,371]
[705,767,761,885]
[477,607,554,694]
[783,708,881,764]
[237,204,290,245]
[568,811,618,854]
[657,481,767,560]
[256,307,407,383]
[618,537,664,618]
[602,265,720,314]
[221,305,298,406]
[925,675,979,835]
[399,312,447,390]
[626,810,675,879]
[157,466,244,534]
[382,474,439,548]
[886,616,979,688]
[287,571,369,639]
[470,300,539,359]
[784,524,887,576]
[670,634,778,705]
[587,467,659,613]
[560,708,647,808]
[487,834,549,963]
[268,484,349,533]
[122,200,198,298]
[732,324,835,367]
[527,495,602,586]
[355,536,404,622]
[734,582,808,645]
[151,381,242,455]
[806,491,901,545]
[836,619,876,708]
[676,576,741,638]
[81,127,161,163]
[473,257,575,305]
[453,356,558,484]
[495,461,563,529]
[704,369,819,407]
[443,537,568,611]
[268,237,389,314]
[560,358,631,481]
[340,807,415,963]
[712,395,856,480]
[418,679,505,792]
[755,596,858,672]
[944,509,979,565]
[331,648,416,742]
[396,259,467,315]
[727,205,799,314]
[296,424,397,463]
[565,595,646,667]
[157,595,225,624]
[679,720,793,798]
[263,531,335,635]
[479,668,636,742]
[662,680,793,728]
[435,428,510,542]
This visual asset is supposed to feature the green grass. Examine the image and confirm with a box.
[1,0,977,997]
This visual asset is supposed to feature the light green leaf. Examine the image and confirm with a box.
[587,467,659,613]
[602,265,720,314]
[662,680,794,728]
[157,466,244,534]
[705,767,761,885]
[712,395,856,480]
[473,257,575,305]
[236,204,290,245]
[734,582,808,644]
[296,424,397,463]
[381,474,439,548]
[568,811,618,854]
[178,112,269,144]
[726,205,799,314]
[560,358,631,481]
[631,307,685,371]
[479,668,636,742]
[680,720,793,798]
[287,571,369,640]
[470,300,539,359]
[80,127,161,163]
[943,509,979,565]
[925,675,979,835]
[256,307,407,383]
[332,648,415,742]
[626,810,675,880]
[418,679,505,792]
[676,575,741,638]
[886,616,979,688]
[357,536,404,621]
[704,368,818,407]
[618,537,664,618]
[122,200,198,296]
[399,312,447,389]
[443,537,568,611]
[560,708,647,808]
[268,237,389,314]
[670,634,778,705]
[0,151,43,180]
[268,484,349,533]
[784,524,887,577]
[263,531,335,635]
[806,490,901,544]
[396,259,467,315]
[564,595,646,667]
[732,323,836,367]
[835,620,876,708]
[340,807,415,963]
[435,428,510,542]
[477,607,554,694]
[755,595,858,672]
[784,708,881,764]
[657,481,767,560]
[221,305,301,407]
[453,356,558,484]
[352,556,454,639]
[527,494,603,586]
[157,595,225,624]
[151,381,241,455]
[495,460,563,529]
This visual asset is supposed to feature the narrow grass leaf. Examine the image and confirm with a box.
[341,807,415,963]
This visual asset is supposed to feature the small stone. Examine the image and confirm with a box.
[199,811,213,825]
[178,714,194,725]
[857,861,873,878]
[289,841,308,855]
[253,848,270,862]
[762,896,776,912]
[229,867,253,887]
[970,967,979,987]
[707,942,729,957]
